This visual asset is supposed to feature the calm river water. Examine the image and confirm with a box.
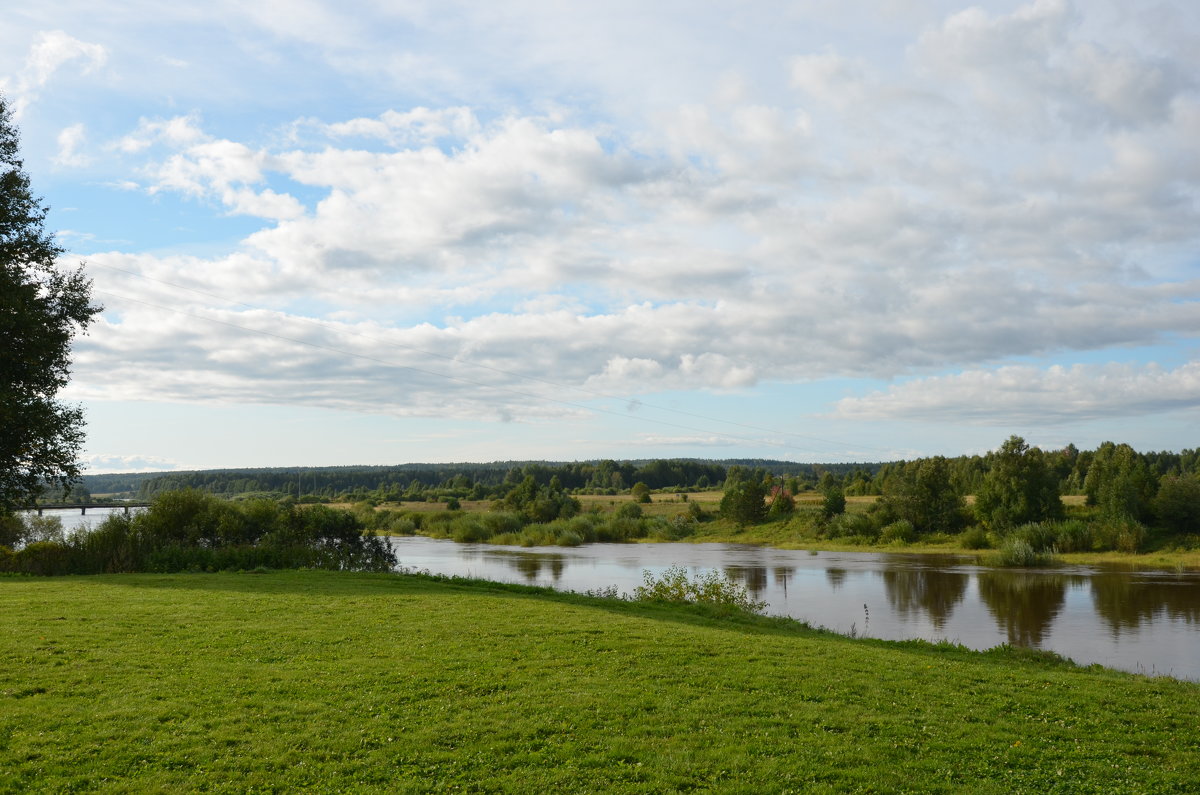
[390,536,1200,681]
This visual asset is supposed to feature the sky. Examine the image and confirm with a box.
[3,0,1199,473]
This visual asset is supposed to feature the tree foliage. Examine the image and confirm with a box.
[496,475,580,523]
[719,479,767,525]
[1084,442,1156,523]
[881,457,967,535]
[974,436,1063,528]
[1153,475,1200,536]
[0,95,99,513]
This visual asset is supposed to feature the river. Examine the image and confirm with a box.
[390,535,1200,681]
[20,511,1200,680]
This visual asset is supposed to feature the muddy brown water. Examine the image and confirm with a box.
[390,536,1200,681]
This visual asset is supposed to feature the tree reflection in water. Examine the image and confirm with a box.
[723,565,768,596]
[1091,574,1200,636]
[879,569,968,631]
[490,552,566,583]
[976,571,1070,647]
[825,568,847,590]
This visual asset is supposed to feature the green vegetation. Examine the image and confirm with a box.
[0,489,394,575]
[0,95,100,514]
[1,570,1197,792]
[632,564,767,614]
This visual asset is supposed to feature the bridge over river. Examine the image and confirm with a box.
[30,503,150,515]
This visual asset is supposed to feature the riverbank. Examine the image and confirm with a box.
[677,523,1200,572]
[360,491,1200,572]
[2,570,1197,792]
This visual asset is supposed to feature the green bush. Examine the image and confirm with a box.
[616,502,643,519]
[991,538,1056,568]
[1051,520,1092,553]
[450,516,490,543]
[633,565,766,614]
[826,512,876,540]
[37,491,398,576]
[13,541,73,575]
[880,520,915,544]
[959,526,990,550]
[1011,522,1058,553]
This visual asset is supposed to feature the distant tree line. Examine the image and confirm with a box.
[717,436,1200,555]
[85,459,890,503]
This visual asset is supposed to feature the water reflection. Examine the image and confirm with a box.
[1091,574,1200,636]
[773,567,794,598]
[724,565,768,596]
[977,571,1070,646]
[389,538,1200,680]
[879,569,968,631]
[485,551,566,583]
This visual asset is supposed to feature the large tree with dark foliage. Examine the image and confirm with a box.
[974,436,1063,528]
[0,96,100,513]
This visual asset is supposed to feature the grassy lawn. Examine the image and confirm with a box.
[2,571,1198,792]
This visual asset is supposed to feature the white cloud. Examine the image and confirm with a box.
[3,30,107,117]
[82,454,183,474]
[53,122,89,167]
[322,107,479,145]
[911,0,1190,131]
[11,2,1200,451]
[833,362,1200,424]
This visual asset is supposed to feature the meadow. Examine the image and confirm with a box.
[2,569,1198,792]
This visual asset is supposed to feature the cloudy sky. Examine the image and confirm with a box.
[4,0,1199,473]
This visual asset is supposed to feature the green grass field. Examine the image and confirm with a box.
[2,570,1198,793]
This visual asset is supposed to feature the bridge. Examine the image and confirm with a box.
[30,503,151,515]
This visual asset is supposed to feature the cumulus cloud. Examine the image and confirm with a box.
[833,362,1200,424]
[22,1,1199,436]
[53,122,89,167]
[2,30,106,117]
[911,0,1190,131]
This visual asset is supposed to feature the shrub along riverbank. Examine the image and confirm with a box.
[355,496,1200,570]
[0,490,394,575]
[2,570,1199,792]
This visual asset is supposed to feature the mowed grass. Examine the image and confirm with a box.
[4,571,1196,793]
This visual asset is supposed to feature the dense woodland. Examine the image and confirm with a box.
[78,444,1200,510]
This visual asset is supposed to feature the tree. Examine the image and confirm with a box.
[881,457,966,535]
[974,436,1063,528]
[719,478,766,526]
[821,485,846,519]
[1154,475,1200,535]
[0,95,100,514]
[1083,442,1155,523]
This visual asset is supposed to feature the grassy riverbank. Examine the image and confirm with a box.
[3,570,1198,792]
[359,491,1200,572]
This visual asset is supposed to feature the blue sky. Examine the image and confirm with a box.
[4,0,1199,472]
